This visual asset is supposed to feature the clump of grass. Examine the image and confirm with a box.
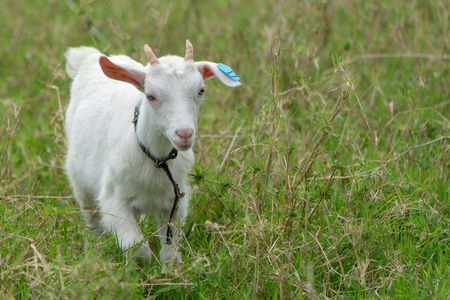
[1,0,449,298]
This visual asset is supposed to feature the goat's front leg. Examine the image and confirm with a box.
[99,193,153,264]
[157,208,184,263]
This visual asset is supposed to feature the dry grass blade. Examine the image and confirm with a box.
[219,126,242,170]
[1,104,21,185]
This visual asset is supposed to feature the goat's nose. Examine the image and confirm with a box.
[175,127,194,142]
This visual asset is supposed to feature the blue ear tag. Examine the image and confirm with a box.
[217,63,240,81]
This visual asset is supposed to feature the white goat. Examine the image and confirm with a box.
[65,40,240,263]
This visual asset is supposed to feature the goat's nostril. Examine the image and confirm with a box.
[175,128,194,141]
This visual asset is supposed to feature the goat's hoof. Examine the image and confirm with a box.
[160,246,182,264]
[128,245,152,266]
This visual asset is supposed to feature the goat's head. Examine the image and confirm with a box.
[99,40,240,151]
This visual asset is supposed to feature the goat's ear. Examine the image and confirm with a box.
[99,56,146,91]
[195,62,241,88]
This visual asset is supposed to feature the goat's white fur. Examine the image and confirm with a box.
[65,41,240,264]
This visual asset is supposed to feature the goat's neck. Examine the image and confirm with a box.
[135,105,174,159]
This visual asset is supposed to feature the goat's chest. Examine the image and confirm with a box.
[131,182,176,214]
[111,158,188,214]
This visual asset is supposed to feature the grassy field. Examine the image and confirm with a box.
[1,0,449,298]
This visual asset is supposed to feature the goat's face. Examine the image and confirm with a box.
[143,57,204,151]
[99,40,240,151]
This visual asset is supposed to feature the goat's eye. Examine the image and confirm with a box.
[198,88,205,96]
[147,95,156,102]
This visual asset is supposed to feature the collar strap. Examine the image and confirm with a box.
[132,105,178,167]
[132,104,183,244]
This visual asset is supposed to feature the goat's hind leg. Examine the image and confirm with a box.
[72,184,106,236]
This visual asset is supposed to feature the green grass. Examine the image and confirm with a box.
[1,0,449,298]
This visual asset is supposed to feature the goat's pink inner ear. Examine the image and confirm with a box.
[202,65,214,79]
[99,56,141,87]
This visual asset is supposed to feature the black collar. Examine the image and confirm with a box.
[132,105,178,168]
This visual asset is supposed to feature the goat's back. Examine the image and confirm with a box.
[64,48,144,198]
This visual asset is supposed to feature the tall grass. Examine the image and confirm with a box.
[1,0,449,298]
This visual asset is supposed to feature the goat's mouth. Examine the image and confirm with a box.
[172,140,193,151]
